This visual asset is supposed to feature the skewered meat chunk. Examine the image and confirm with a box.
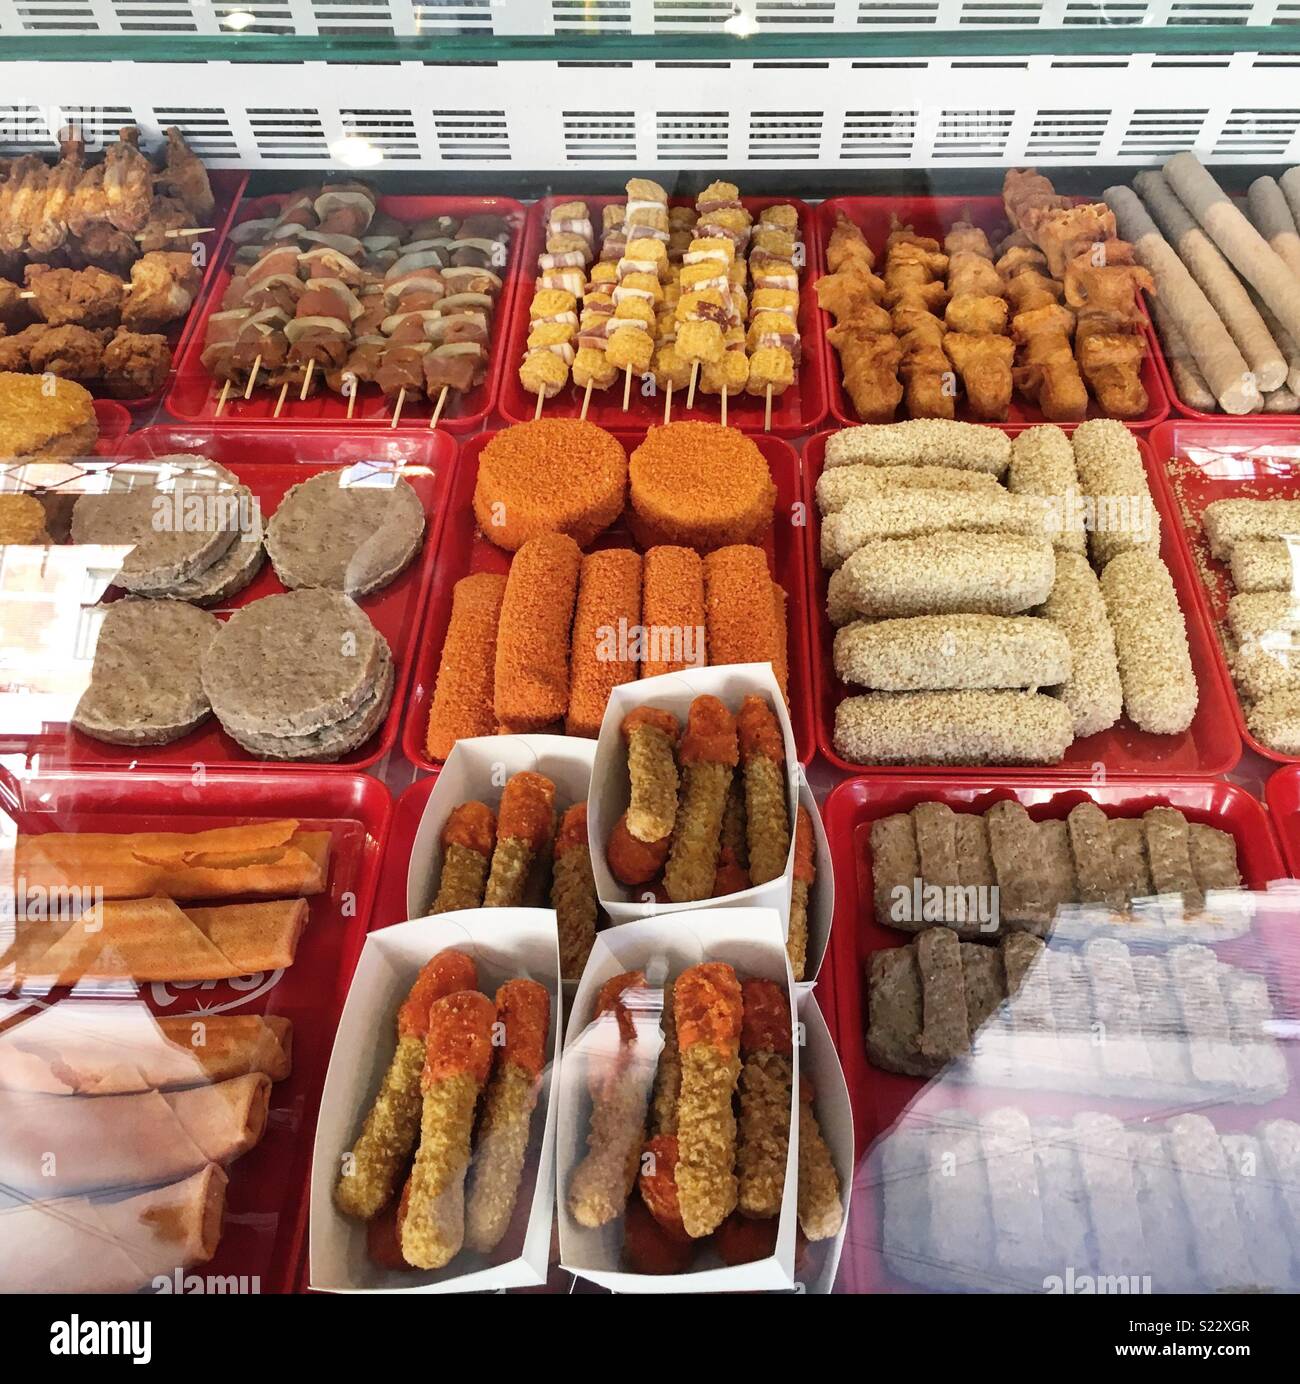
[122,251,202,331]
[27,325,111,380]
[0,278,34,333]
[24,265,125,328]
[0,324,49,371]
[156,127,215,223]
[102,128,154,235]
[100,328,171,398]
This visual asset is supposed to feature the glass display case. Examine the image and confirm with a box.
[2,8,1300,1311]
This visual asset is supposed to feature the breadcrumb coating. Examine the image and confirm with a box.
[639,1133,690,1241]
[629,422,776,552]
[703,545,789,701]
[398,950,479,1040]
[1203,498,1300,562]
[1007,424,1087,555]
[567,548,642,738]
[736,1049,793,1219]
[720,775,749,871]
[606,811,671,886]
[483,773,557,907]
[770,582,789,700]
[624,720,679,844]
[472,418,627,552]
[334,1033,426,1221]
[431,841,492,914]
[568,1066,652,1228]
[641,546,708,678]
[1070,418,1160,567]
[650,977,681,1137]
[1099,550,1198,734]
[738,698,790,888]
[1038,550,1123,737]
[552,807,598,980]
[788,807,816,981]
[664,760,733,902]
[0,494,49,544]
[797,1092,843,1242]
[834,689,1073,765]
[675,960,743,1053]
[675,1041,741,1238]
[402,1069,481,1269]
[426,572,506,760]
[463,1061,540,1254]
[0,373,96,460]
[494,533,582,732]
[823,419,1010,477]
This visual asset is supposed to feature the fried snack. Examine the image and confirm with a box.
[426,572,507,760]
[1203,498,1300,561]
[1070,418,1160,566]
[703,545,788,703]
[0,494,49,544]
[664,696,740,903]
[628,422,776,552]
[552,802,597,980]
[1230,539,1300,593]
[713,847,751,898]
[737,695,790,887]
[721,772,749,872]
[650,976,680,1137]
[606,810,671,887]
[815,462,1001,515]
[1007,425,1087,555]
[716,1211,780,1266]
[789,805,816,982]
[566,549,642,738]
[622,1197,696,1275]
[0,372,97,460]
[335,949,478,1221]
[494,533,582,733]
[674,961,744,1238]
[736,978,794,1220]
[484,772,557,907]
[472,419,628,552]
[568,970,653,1228]
[641,545,707,679]
[367,1176,415,1271]
[1040,550,1124,737]
[621,706,680,844]
[402,990,496,1269]
[464,978,551,1254]
[430,802,496,914]
[823,419,1011,477]
[1247,687,1300,753]
[797,1075,843,1242]
[639,1133,689,1242]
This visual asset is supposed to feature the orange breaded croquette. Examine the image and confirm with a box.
[771,581,789,701]
[473,419,628,553]
[425,572,507,761]
[628,422,776,553]
[640,545,707,680]
[740,978,794,1058]
[738,694,791,888]
[639,1134,690,1243]
[621,705,680,845]
[552,802,598,979]
[678,694,740,769]
[398,950,479,1039]
[484,772,557,907]
[606,810,671,886]
[430,803,496,914]
[567,548,642,738]
[703,546,789,705]
[788,805,816,982]
[664,696,739,904]
[494,533,582,733]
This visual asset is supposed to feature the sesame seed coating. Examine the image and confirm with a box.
[1230,539,1300,593]
[1007,424,1087,555]
[823,419,1011,477]
[1203,498,1300,562]
[1246,687,1300,753]
[815,462,1000,515]
[1037,551,1123,737]
[1070,418,1160,567]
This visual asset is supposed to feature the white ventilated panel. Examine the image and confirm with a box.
[6,54,1300,167]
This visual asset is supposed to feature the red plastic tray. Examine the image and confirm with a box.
[7,424,454,771]
[401,426,816,771]
[1152,419,1300,764]
[497,196,829,438]
[1266,764,1300,876]
[814,196,1169,431]
[371,772,437,930]
[0,766,392,1295]
[803,425,1242,776]
[92,399,131,453]
[1149,314,1300,423]
[818,773,1299,1294]
[165,194,526,432]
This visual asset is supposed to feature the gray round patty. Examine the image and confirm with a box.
[201,588,389,738]
[133,498,266,607]
[264,472,425,596]
[72,598,220,745]
[71,455,253,592]
[222,648,394,762]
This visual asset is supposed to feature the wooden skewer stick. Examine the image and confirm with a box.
[299,358,314,402]
[764,384,773,433]
[346,386,357,421]
[663,380,672,425]
[214,379,231,417]
[430,385,449,430]
[579,379,594,421]
[533,389,545,420]
[622,363,633,411]
[720,387,727,429]
[390,387,406,429]
[134,226,215,243]
[243,354,261,400]
[686,360,699,410]
[273,381,289,419]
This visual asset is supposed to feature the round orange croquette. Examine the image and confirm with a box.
[473,419,628,553]
[628,422,776,553]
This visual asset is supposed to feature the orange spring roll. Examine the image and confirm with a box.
[567,548,642,738]
[640,545,707,680]
[702,545,787,704]
[494,533,583,733]
[426,572,508,761]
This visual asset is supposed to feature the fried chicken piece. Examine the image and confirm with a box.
[0,157,47,254]
[1012,309,1088,422]
[1024,202,1118,278]
[1075,331,1149,419]
[827,323,903,423]
[24,265,125,329]
[944,221,994,259]
[0,324,48,372]
[996,245,1049,279]
[102,128,154,235]
[68,221,139,277]
[1004,268,1064,315]
[27,143,83,257]
[815,265,885,321]
[1062,256,1153,321]
[945,293,1008,335]
[65,162,108,240]
[0,278,34,334]
[946,251,1003,298]
[136,195,198,254]
[1002,168,1071,230]
[883,278,947,314]
[27,324,110,381]
[100,328,171,399]
[122,250,202,331]
[899,341,955,420]
[826,212,875,274]
[945,331,1015,421]
[156,127,215,223]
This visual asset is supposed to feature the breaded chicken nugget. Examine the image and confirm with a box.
[430,802,495,914]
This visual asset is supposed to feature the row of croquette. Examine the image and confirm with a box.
[425,533,790,760]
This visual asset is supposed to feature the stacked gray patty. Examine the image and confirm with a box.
[200,589,394,761]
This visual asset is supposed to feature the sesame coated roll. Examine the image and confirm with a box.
[484,772,557,907]
[1099,550,1199,734]
[650,976,680,1137]
[464,978,551,1254]
[568,971,655,1228]
[822,419,1011,477]
[430,802,496,914]
[566,548,643,738]
[1247,687,1300,753]
[1203,499,1300,562]
[335,949,478,1221]
[797,1075,843,1242]
[736,979,794,1220]
[1230,539,1300,593]
[674,961,744,1238]
[1007,425,1087,555]
[737,695,790,887]
[641,545,707,679]
[551,803,598,980]
[1069,419,1160,567]
[703,545,788,702]
[494,533,582,733]
[402,990,497,1269]
[621,706,680,844]
[832,614,1071,692]
[1038,551,1123,737]
[815,462,1001,515]
[425,573,506,761]
[834,690,1073,766]
[664,695,740,903]
[833,532,1056,620]
[788,805,816,982]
